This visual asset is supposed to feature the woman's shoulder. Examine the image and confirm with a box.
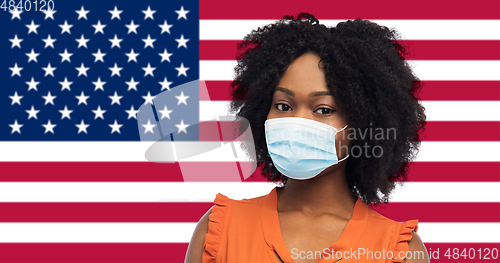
[202,190,272,263]
[362,204,425,262]
[211,190,270,217]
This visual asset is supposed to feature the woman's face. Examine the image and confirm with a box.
[266,52,350,176]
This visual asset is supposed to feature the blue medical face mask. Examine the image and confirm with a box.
[264,117,349,180]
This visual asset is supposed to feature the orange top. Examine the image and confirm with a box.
[202,186,418,263]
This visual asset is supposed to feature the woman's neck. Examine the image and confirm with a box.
[276,165,357,218]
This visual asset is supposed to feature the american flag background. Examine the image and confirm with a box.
[0,0,499,262]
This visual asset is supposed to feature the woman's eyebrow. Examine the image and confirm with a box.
[275,87,294,96]
[275,87,332,97]
[309,91,333,97]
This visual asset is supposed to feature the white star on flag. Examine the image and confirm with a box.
[159,105,173,119]
[9,91,23,105]
[59,20,73,34]
[76,120,90,134]
[76,91,90,105]
[126,77,140,91]
[109,91,123,105]
[126,20,140,34]
[75,6,89,20]
[10,63,23,77]
[175,63,189,77]
[42,120,56,134]
[9,120,23,134]
[109,63,123,77]
[159,49,173,62]
[92,49,106,62]
[42,91,56,105]
[42,34,56,48]
[26,106,40,120]
[142,6,156,20]
[175,34,189,48]
[109,34,123,48]
[26,20,40,34]
[142,120,157,134]
[175,91,189,105]
[92,20,106,34]
[9,34,23,48]
[76,34,90,48]
[42,63,56,77]
[26,49,40,63]
[26,77,39,91]
[92,106,106,120]
[92,77,106,91]
[59,49,73,63]
[159,20,173,34]
[142,63,156,77]
[175,6,189,20]
[109,6,123,20]
[59,106,73,120]
[125,106,140,119]
[109,120,123,134]
[142,91,156,105]
[9,9,22,20]
[75,63,89,77]
[42,9,56,20]
[125,49,140,62]
[159,77,173,91]
[142,34,156,49]
[175,119,189,134]
[59,77,73,91]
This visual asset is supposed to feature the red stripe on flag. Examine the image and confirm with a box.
[406,162,500,182]
[203,81,500,101]
[0,243,189,263]
[405,40,500,60]
[420,121,500,141]
[0,202,497,223]
[0,243,498,262]
[371,203,500,223]
[418,81,500,101]
[200,40,500,61]
[0,162,498,182]
[0,202,212,222]
[200,0,500,19]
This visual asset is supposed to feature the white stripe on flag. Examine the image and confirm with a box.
[0,142,500,162]
[200,60,500,81]
[0,182,498,202]
[0,222,497,243]
[199,101,500,122]
[200,19,500,40]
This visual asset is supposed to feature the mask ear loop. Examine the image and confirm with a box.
[336,124,349,163]
[338,153,349,162]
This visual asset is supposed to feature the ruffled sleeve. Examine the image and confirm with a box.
[391,219,419,263]
[203,193,231,263]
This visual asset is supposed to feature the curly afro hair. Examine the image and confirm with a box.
[229,13,426,204]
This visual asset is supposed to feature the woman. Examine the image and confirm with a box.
[185,13,428,263]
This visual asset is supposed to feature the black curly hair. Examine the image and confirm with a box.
[229,13,426,204]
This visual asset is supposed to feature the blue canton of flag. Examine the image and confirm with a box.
[0,0,199,141]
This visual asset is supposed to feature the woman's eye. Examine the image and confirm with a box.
[315,107,334,115]
[275,103,291,111]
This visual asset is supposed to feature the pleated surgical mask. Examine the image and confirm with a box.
[264,117,348,180]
